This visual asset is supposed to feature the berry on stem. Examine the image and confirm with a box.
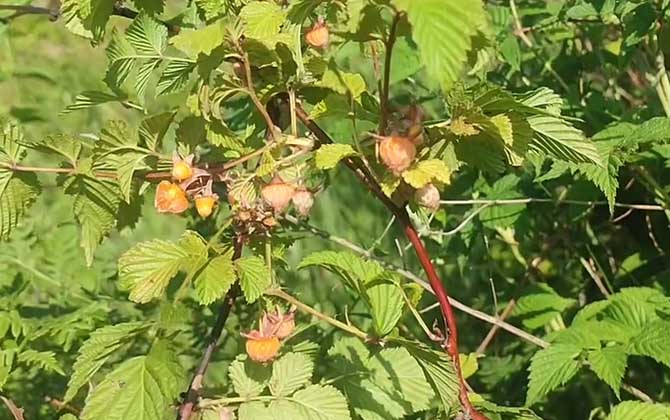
[292,189,314,217]
[306,18,329,49]
[261,175,296,213]
[171,152,194,181]
[195,195,218,218]
[378,135,417,174]
[243,332,281,363]
[155,181,189,214]
[415,184,440,211]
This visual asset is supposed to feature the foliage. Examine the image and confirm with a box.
[1,0,670,420]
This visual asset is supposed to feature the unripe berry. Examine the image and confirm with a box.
[171,153,194,181]
[305,20,329,49]
[415,183,440,211]
[273,315,295,339]
[261,175,296,213]
[195,194,218,218]
[245,335,280,363]
[291,189,314,217]
[155,181,189,214]
[379,136,416,174]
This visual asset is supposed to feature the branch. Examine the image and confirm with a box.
[440,198,666,212]
[476,300,516,355]
[379,13,401,135]
[294,105,487,420]
[176,236,244,420]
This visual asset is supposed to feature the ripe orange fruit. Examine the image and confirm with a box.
[245,336,281,363]
[154,181,189,214]
[379,136,416,174]
[306,21,329,48]
[261,175,296,213]
[195,195,218,218]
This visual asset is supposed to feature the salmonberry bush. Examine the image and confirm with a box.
[1,0,670,419]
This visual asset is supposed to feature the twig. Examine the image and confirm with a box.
[645,214,665,255]
[265,289,369,341]
[0,4,58,22]
[429,204,492,237]
[580,257,611,297]
[509,0,533,48]
[379,13,401,135]
[476,300,516,355]
[176,236,244,420]
[440,198,665,212]
[622,383,654,403]
[45,396,80,415]
[295,105,486,420]
[0,396,24,420]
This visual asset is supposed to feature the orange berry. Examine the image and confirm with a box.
[245,335,280,363]
[305,21,329,48]
[195,195,218,218]
[261,175,296,213]
[291,189,314,217]
[155,181,189,214]
[379,136,416,174]
[415,183,440,211]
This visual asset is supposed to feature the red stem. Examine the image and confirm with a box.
[295,106,487,419]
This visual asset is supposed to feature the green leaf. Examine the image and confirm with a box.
[269,352,314,397]
[404,342,459,413]
[392,0,486,89]
[79,0,115,41]
[289,385,351,420]
[526,344,582,405]
[126,13,167,55]
[65,322,150,402]
[587,345,627,398]
[627,320,670,366]
[606,401,670,420]
[238,401,275,420]
[513,284,576,330]
[0,174,40,241]
[114,152,149,203]
[118,231,205,303]
[402,159,451,188]
[366,281,403,336]
[235,256,271,303]
[17,350,64,375]
[171,22,226,58]
[479,173,526,229]
[194,254,237,305]
[80,343,185,420]
[298,251,384,289]
[315,144,357,170]
[229,355,272,398]
[528,115,601,164]
[157,60,196,95]
[320,68,367,100]
[240,1,286,41]
[106,29,137,88]
[62,91,126,114]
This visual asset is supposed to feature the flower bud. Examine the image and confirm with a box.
[261,175,296,213]
[195,194,218,218]
[379,136,416,174]
[243,333,281,363]
[415,183,440,211]
[292,189,314,217]
[155,181,189,214]
[305,20,329,49]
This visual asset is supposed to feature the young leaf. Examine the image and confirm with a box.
[235,256,271,303]
[0,174,40,241]
[229,356,272,398]
[402,159,451,189]
[315,144,357,170]
[298,251,384,289]
[288,384,351,420]
[606,401,670,420]
[194,254,237,305]
[392,0,486,89]
[80,343,185,420]
[269,352,314,397]
[17,350,65,375]
[587,345,627,398]
[404,342,460,414]
[62,91,127,114]
[126,13,167,56]
[627,320,670,366]
[156,60,196,95]
[64,321,150,402]
[240,1,286,41]
[366,281,403,336]
[526,344,582,405]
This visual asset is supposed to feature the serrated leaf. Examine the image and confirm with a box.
[80,343,185,420]
[298,251,384,290]
[366,281,403,336]
[238,401,275,420]
[528,115,601,165]
[139,112,175,152]
[126,13,167,55]
[402,159,451,188]
[157,60,195,95]
[290,385,351,420]
[62,91,126,114]
[194,254,236,305]
[526,344,582,405]
[479,173,526,229]
[106,28,137,88]
[627,320,670,366]
[269,352,314,397]
[64,322,150,402]
[240,1,286,41]
[235,256,271,303]
[403,342,459,414]
[17,350,64,375]
[315,144,357,170]
[0,174,40,241]
[606,401,670,420]
[118,231,205,303]
[114,152,148,203]
[392,0,486,89]
[229,356,272,398]
[320,69,367,100]
[172,22,226,58]
[587,345,627,398]
[136,59,161,100]
[78,0,115,41]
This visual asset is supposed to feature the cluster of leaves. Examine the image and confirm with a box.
[1,0,670,420]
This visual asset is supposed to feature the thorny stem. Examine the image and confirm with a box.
[294,105,487,419]
[265,289,369,341]
[379,13,401,135]
[176,236,244,420]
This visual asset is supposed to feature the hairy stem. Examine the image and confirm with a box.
[294,105,486,419]
[176,236,244,420]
